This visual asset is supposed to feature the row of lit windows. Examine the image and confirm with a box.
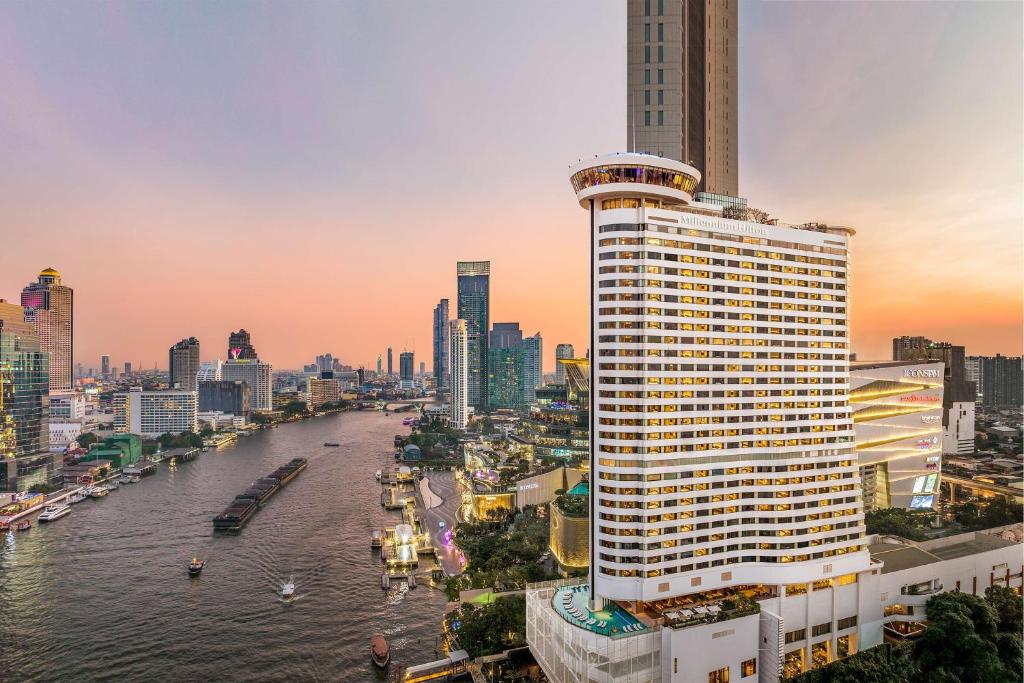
[599,511,861,534]
[597,334,848,349]
[599,534,864,565]
[599,281,848,308]
[597,397,846,409]
[598,545,865,577]
[596,458,857,475]
[599,437,851,454]
[599,310,843,329]
[600,236,847,271]
[596,223,848,258]
[598,415,842,427]
[599,377,846,388]
[598,425,843,441]
[597,263,847,292]
[600,348,845,360]
[602,527,865,554]
[599,324,846,340]
[597,249,845,281]
[597,490,860,513]
[599,292,845,314]
[599,361,843,373]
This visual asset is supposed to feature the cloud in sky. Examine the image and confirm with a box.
[0,1,1019,369]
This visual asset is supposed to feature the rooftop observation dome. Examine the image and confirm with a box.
[568,152,701,208]
[40,267,60,277]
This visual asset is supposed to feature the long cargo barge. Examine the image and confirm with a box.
[213,458,307,531]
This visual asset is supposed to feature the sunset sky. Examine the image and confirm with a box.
[1,1,1020,371]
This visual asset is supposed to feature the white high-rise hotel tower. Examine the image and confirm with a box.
[578,154,867,601]
[526,155,875,683]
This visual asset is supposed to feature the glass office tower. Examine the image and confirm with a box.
[0,301,55,492]
[457,261,490,410]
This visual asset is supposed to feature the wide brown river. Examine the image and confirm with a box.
[0,410,449,681]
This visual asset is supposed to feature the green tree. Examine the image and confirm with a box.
[864,508,929,540]
[790,643,917,683]
[200,426,215,437]
[915,591,1012,683]
[447,595,526,658]
[77,432,100,448]
[986,585,1023,635]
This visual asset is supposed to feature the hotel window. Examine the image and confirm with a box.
[658,45,664,62]
[645,45,651,63]
[645,90,651,106]
[709,667,729,683]
[644,23,651,42]
[657,0,663,15]
[657,89,664,105]
[645,0,650,16]
[658,68,664,84]
[645,111,651,126]
[837,615,857,630]
[658,22,664,41]
[645,69,651,85]
[658,110,664,126]
[741,659,756,677]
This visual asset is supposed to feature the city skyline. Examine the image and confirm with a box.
[0,1,1020,370]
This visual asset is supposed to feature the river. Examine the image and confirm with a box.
[0,411,451,682]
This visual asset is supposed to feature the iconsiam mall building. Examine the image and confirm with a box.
[527,153,877,682]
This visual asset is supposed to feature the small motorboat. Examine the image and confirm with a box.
[0,520,11,532]
[89,487,108,499]
[119,474,133,484]
[38,504,72,522]
[374,470,382,482]
[280,576,295,601]
[323,442,340,447]
[15,520,31,532]
[104,481,119,492]
[67,489,87,504]
[371,633,390,668]
[188,557,205,577]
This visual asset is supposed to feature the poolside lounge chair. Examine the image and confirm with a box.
[587,618,597,626]
[598,621,607,628]
[708,605,722,614]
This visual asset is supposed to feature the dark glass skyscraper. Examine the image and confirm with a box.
[227,329,258,360]
[399,351,414,383]
[432,298,450,390]
[487,322,524,410]
[457,261,490,410]
[0,300,55,492]
[169,337,200,390]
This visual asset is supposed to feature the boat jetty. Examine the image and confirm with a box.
[212,457,307,531]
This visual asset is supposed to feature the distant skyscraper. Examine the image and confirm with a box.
[399,351,414,389]
[376,354,383,377]
[457,261,490,410]
[626,0,738,198]
[433,298,450,390]
[227,329,258,360]
[169,337,201,390]
[387,347,394,377]
[977,354,1023,407]
[555,343,575,384]
[20,267,73,392]
[123,362,132,376]
[488,323,524,410]
[101,355,110,378]
[449,319,469,430]
[196,360,223,382]
[222,359,272,412]
[523,333,543,405]
[419,361,426,377]
[0,300,56,491]
[199,380,249,416]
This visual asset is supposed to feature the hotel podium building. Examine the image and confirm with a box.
[525,154,876,682]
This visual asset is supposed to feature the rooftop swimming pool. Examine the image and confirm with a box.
[552,584,647,636]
